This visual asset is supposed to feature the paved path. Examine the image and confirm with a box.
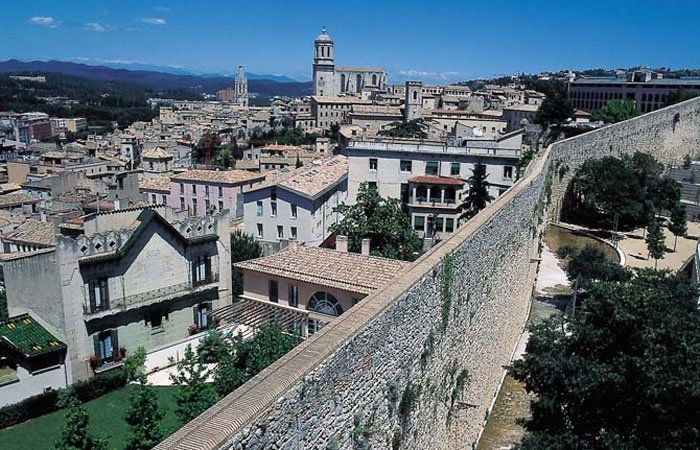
[616,221,699,271]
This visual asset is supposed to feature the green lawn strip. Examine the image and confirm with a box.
[0,385,180,450]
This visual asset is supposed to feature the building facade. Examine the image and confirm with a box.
[3,207,232,383]
[346,132,522,238]
[312,28,387,97]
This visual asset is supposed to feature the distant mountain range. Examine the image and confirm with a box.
[0,59,312,98]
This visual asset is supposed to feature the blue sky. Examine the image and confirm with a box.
[3,0,700,83]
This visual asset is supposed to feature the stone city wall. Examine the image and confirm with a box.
[155,97,700,450]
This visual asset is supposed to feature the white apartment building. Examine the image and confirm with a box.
[346,131,523,238]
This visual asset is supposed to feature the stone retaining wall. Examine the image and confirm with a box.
[154,97,700,450]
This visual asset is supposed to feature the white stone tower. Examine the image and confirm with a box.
[234,65,248,107]
[404,80,423,122]
[313,27,336,97]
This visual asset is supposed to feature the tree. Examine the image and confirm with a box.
[593,99,640,123]
[511,270,700,450]
[295,154,303,168]
[125,382,164,450]
[231,230,262,296]
[123,346,147,382]
[196,330,229,363]
[54,398,107,450]
[379,119,427,139]
[169,344,218,423]
[645,218,666,267]
[330,182,422,261]
[213,326,301,397]
[557,245,631,283]
[459,161,494,220]
[668,203,688,252]
[535,81,573,126]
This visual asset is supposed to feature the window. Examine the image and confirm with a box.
[205,199,211,214]
[414,215,425,231]
[149,309,164,333]
[179,183,184,194]
[400,160,412,172]
[291,226,298,239]
[450,163,460,176]
[192,184,196,194]
[180,197,185,210]
[400,183,409,203]
[291,204,298,218]
[269,280,279,303]
[426,161,439,175]
[271,201,277,217]
[205,185,210,197]
[93,330,117,361]
[256,201,263,216]
[369,158,378,171]
[218,200,224,212]
[288,284,299,308]
[191,255,211,286]
[194,302,210,330]
[307,291,343,316]
[277,225,284,239]
[445,218,455,233]
[161,195,167,204]
[436,217,444,232]
[151,194,157,204]
[191,198,198,215]
[88,278,110,313]
[503,166,513,179]
[257,223,263,238]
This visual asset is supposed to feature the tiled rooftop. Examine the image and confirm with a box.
[0,314,66,358]
[0,192,39,208]
[171,169,264,185]
[3,219,56,246]
[142,146,173,159]
[235,246,408,295]
[139,175,171,192]
[409,175,465,186]
[247,155,348,199]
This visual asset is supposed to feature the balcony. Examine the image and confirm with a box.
[407,196,459,210]
[83,273,219,320]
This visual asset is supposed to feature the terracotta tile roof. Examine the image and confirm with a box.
[408,175,465,186]
[171,169,264,185]
[246,155,348,198]
[139,175,171,192]
[235,159,260,170]
[235,246,408,295]
[0,193,39,208]
[142,146,173,159]
[3,219,56,246]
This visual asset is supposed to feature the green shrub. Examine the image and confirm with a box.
[0,389,59,429]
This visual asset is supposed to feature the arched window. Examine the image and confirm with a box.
[340,74,346,93]
[307,292,344,317]
[356,74,362,93]
[372,74,377,86]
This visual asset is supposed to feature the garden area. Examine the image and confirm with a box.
[0,385,179,450]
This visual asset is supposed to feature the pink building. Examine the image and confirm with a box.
[140,169,265,217]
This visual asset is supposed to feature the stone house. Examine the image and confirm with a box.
[2,206,232,383]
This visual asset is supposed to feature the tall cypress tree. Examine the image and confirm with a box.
[668,204,688,252]
[459,161,494,221]
[125,382,165,450]
[645,218,666,267]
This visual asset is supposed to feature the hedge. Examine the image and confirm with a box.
[0,367,127,429]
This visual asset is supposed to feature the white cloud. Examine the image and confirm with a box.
[27,16,60,28]
[83,22,115,32]
[138,17,166,25]
[398,69,460,80]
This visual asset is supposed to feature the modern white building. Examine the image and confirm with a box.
[346,131,523,239]
[243,156,348,253]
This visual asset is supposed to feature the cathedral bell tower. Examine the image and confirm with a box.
[313,27,335,96]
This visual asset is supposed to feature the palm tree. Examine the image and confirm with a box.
[459,161,494,221]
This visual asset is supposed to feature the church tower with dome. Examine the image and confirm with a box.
[313,28,336,96]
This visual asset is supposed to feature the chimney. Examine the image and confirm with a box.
[336,235,348,253]
[361,238,371,256]
[39,210,46,223]
[289,239,299,252]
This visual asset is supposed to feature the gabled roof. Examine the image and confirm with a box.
[235,246,408,295]
[0,314,66,358]
[171,169,264,185]
[78,209,216,265]
[3,219,56,246]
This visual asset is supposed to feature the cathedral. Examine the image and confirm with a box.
[312,28,387,97]
[234,65,248,107]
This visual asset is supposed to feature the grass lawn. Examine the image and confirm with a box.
[0,385,181,450]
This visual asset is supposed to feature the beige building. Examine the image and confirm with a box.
[311,96,371,130]
[231,241,407,335]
